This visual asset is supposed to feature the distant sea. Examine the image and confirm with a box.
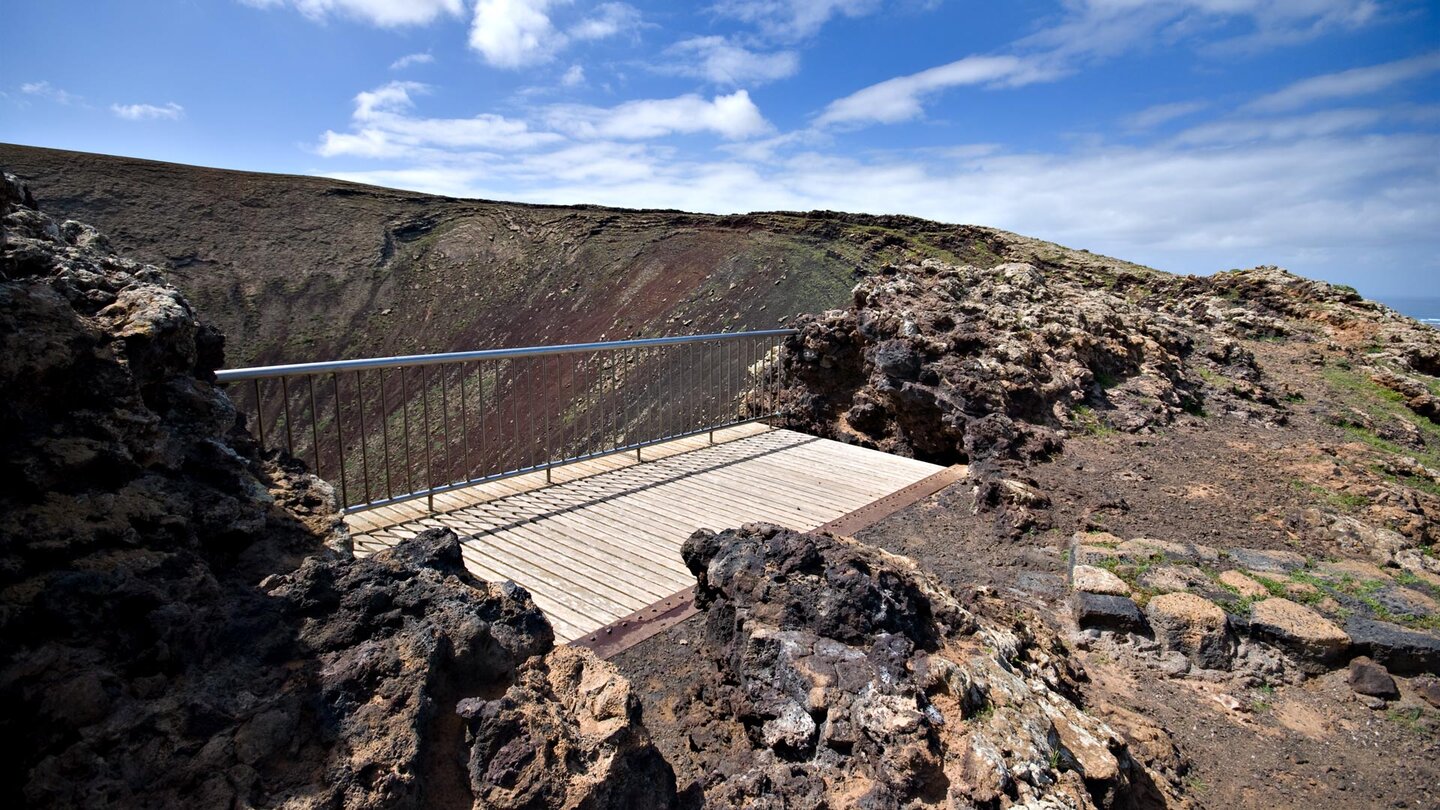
[1376,296,1440,329]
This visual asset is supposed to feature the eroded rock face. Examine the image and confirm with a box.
[780,261,1204,468]
[0,173,675,808]
[681,523,1177,808]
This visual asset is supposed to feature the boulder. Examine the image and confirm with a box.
[680,524,1174,808]
[1346,657,1399,700]
[1227,548,1308,574]
[1249,598,1350,673]
[1345,617,1440,676]
[1146,593,1234,669]
[1072,591,1147,634]
[1139,564,1216,595]
[1414,675,1440,709]
[1071,564,1131,596]
[1219,570,1270,599]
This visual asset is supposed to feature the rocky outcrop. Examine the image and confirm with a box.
[679,523,1178,808]
[780,261,1204,467]
[0,173,675,808]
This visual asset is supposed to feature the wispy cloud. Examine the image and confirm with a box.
[817,55,1059,126]
[20,81,82,105]
[561,65,587,87]
[663,36,799,86]
[239,0,464,27]
[111,102,185,121]
[1246,51,1440,112]
[711,0,882,41]
[820,0,1392,129]
[389,52,434,70]
[1124,100,1209,131]
[569,2,641,41]
[1021,0,1385,60]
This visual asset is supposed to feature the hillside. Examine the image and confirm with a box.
[0,143,1145,371]
[3,147,1439,808]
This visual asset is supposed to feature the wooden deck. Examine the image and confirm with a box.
[346,425,945,643]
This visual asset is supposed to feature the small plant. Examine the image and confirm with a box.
[1071,405,1116,437]
[1385,706,1426,734]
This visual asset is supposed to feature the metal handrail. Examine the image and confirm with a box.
[219,329,798,514]
[216,329,798,381]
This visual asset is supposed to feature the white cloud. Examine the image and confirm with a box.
[1247,51,1440,111]
[467,0,635,69]
[240,0,464,27]
[20,81,81,105]
[1123,100,1209,130]
[545,90,773,140]
[319,81,561,157]
[1174,107,1386,144]
[570,2,641,41]
[561,65,587,87]
[711,0,883,40]
[1021,0,1385,59]
[664,36,799,86]
[817,55,1059,126]
[111,102,185,121]
[389,52,434,70]
[469,0,566,68]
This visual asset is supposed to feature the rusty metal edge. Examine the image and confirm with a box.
[570,463,969,660]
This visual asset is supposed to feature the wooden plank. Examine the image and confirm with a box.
[348,426,949,647]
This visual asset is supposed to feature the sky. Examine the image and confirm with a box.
[2,1,1438,298]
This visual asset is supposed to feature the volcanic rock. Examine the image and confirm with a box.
[1146,593,1235,670]
[1346,657,1399,700]
[680,523,1176,808]
[0,173,676,809]
[1345,617,1440,676]
[1249,598,1351,673]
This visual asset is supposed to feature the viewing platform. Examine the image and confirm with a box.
[344,424,957,646]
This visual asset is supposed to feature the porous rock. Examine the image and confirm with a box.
[680,523,1177,808]
[0,173,676,809]
[1219,570,1270,599]
[1249,598,1350,673]
[1146,593,1234,670]
[1073,564,1131,596]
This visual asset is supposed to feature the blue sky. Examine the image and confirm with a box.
[2,1,1438,298]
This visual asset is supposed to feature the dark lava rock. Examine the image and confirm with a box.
[0,173,675,809]
[1346,657,1399,700]
[1345,617,1440,676]
[677,523,1180,808]
[1226,548,1308,574]
[1072,591,1149,634]
[779,260,1209,470]
[1414,675,1440,709]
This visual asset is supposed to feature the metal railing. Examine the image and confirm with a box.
[216,329,797,513]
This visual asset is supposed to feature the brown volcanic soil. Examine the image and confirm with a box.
[618,274,1440,806]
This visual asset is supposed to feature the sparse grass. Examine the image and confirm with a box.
[1385,706,1429,735]
[1071,405,1117,437]
[1322,365,1440,471]
[1288,479,1369,513]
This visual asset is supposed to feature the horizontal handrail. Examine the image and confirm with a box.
[217,329,793,513]
[216,329,799,382]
